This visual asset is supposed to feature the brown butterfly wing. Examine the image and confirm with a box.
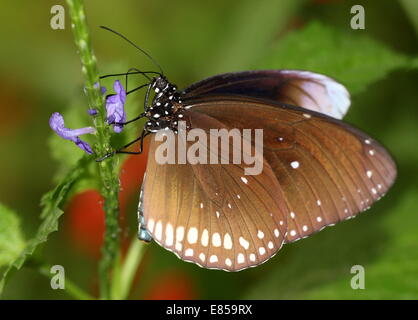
[187,96,396,243]
[142,110,288,271]
[183,70,350,119]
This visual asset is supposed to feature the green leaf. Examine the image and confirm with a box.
[244,189,418,299]
[257,21,409,95]
[303,189,418,299]
[0,157,88,295]
[242,21,417,300]
[0,204,26,268]
[400,0,418,36]
[207,0,307,75]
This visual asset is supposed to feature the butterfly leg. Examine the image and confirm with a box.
[137,175,152,242]
[114,128,150,155]
[95,128,150,161]
[109,112,147,126]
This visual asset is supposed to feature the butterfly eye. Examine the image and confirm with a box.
[155,77,168,90]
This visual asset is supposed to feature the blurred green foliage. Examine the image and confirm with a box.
[0,0,417,299]
[0,204,26,268]
[0,157,87,294]
[259,22,409,94]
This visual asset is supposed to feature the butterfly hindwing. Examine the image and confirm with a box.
[142,110,288,271]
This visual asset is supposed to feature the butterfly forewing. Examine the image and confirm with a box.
[142,111,288,271]
[183,70,350,119]
[188,96,396,243]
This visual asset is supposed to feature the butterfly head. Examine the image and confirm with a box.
[151,75,171,93]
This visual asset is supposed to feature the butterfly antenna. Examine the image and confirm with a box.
[100,26,164,75]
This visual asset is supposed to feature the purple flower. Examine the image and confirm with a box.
[89,83,107,95]
[106,80,126,133]
[88,108,98,116]
[49,112,96,154]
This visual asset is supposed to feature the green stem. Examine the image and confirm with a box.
[66,0,121,300]
[113,237,145,300]
[38,264,94,300]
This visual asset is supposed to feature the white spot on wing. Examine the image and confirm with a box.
[212,233,222,247]
[237,253,245,264]
[209,255,218,263]
[274,229,280,238]
[185,248,193,257]
[187,227,198,244]
[201,229,209,247]
[291,161,299,169]
[155,221,163,240]
[224,233,233,249]
[148,219,155,233]
[165,223,174,246]
[199,253,205,262]
[240,177,248,184]
[176,226,184,242]
[239,237,249,250]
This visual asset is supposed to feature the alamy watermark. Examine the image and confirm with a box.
[50,5,65,30]
[350,5,365,30]
[154,121,264,175]
[350,264,365,290]
[50,265,65,290]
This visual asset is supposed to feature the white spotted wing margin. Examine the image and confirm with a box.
[142,111,288,272]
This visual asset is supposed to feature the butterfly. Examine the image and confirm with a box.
[100,28,396,272]
[127,70,395,272]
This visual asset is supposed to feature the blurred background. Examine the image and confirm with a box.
[1,0,418,299]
